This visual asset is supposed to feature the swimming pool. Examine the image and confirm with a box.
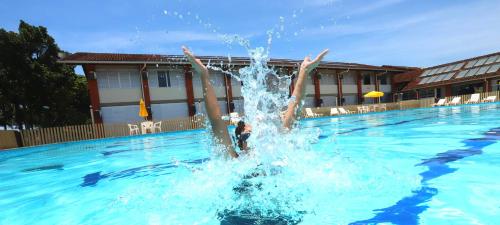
[1,103,499,225]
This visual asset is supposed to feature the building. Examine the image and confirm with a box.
[398,52,500,99]
[60,52,410,123]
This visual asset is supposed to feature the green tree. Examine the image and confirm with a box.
[0,20,89,129]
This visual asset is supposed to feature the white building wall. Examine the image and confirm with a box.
[304,96,315,108]
[101,105,143,124]
[320,85,338,94]
[99,89,143,104]
[342,95,357,105]
[343,85,358,94]
[322,95,337,107]
[151,103,188,120]
[362,85,376,93]
[380,85,391,93]
[193,100,228,115]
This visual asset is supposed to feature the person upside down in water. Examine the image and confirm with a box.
[182,46,328,157]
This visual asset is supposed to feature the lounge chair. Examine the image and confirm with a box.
[330,108,339,116]
[432,98,446,107]
[153,121,162,133]
[338,107,353,114]
[128,124,139,135]
[305,108,320,118]
[447,97,461,106]
[379,104,387,111]
[482,96,497,103]
[465,93,480,104]
[356,106,365,114]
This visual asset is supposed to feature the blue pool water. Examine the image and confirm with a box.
[1,103,499,225]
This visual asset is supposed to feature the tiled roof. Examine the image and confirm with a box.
[59,52,409,72]
[391,69,422,83]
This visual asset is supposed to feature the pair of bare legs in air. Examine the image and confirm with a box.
[182,46,328,159]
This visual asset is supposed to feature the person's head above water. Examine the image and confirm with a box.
[235,120,251,151]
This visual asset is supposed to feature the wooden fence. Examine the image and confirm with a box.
[8,91,500,148]
[305,91,499,117]
[19,116,207,147]
[305,98,435,117]
[441,90,500,105]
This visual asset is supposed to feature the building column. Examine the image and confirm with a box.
[415,90,420,100]
[445,85,452,97]
[223,73,234,113]
[336,70,343,106]
[82,64,103,123]
[484,79,490,93]
[356,71,363,104]
[313,69,321,107]
[140,64,152,120]
[184,65,196,116]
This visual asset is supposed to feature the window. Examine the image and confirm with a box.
[320,73,336,85]
[158,71,170,87]
[341,73,355,84]
[169,71,185,88]
[96,71,140,89]
[108,72,120,88]
[97,72,109,89]
[379,76,388,85]
[363,75,371,85]
[210,72,225,87]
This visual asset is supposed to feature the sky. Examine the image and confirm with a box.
[2,0,500,74]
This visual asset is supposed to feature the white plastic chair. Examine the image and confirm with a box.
[357,106,365,114]
[305,108,320,117]
[153,121,162,133]
[338,107,353,114]
[330,108,339,116]
[432,98,446,107]
[141,121,154,134]
[465,93,480,104]
[448,97,461,105]
[379,104,387,111]
[128,124,139,135]
[482,96,497,103]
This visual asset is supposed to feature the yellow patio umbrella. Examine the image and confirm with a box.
[364,91,384,103]
[139,99,149,119]
[364,91,384,98]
